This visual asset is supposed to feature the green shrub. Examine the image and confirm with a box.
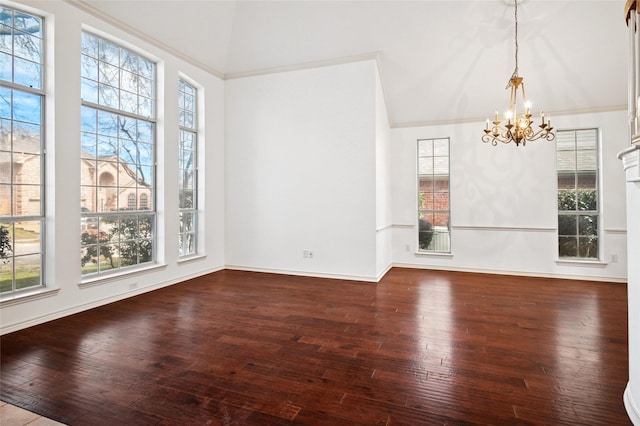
[558,189,597,211]
[0,226,11,263]
[418,219,434,250]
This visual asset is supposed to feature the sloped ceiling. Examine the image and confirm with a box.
[79,0,628,127]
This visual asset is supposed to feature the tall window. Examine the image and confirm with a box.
[0,7,45,294]
[178,79,198,257]
[557,129,599,259]
[417,138,450,253]
[80,32,156,275]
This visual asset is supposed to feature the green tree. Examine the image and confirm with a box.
[109,216,152,266]
[558,189,598,258]
[0,225,12,263]
[81,231,114,268]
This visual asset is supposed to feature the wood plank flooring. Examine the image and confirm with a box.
[0,268,631,425]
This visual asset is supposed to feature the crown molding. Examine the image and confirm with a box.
[225,52,381,80]
[391,105,628,129]
[63,0,225,79]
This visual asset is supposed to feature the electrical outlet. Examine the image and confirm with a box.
[308,250,313,259]
[611,254,618,263]
[129,282,138,290]
[405,244,411,252]
[303,250,314,259]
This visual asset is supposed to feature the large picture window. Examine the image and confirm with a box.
[557,129,599,259]
[80,32,156,276]
[417,138,450,253]
[178,79,198,257]
[0,7,46,294]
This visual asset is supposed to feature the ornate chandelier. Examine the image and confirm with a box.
[482,0,555,146]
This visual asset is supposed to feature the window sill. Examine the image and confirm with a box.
[0,287,60,307]
[177,254,207,265]
[79,263,168,289]
[555,259,607,268]
[414,251,453,258]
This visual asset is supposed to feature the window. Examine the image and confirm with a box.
[80,32,155,275]
[139,193,148,210]
[417,138,450,253]
[557,129,599,259]
[0,7,46,295]
[127,193,136,210]
[178,79,198,257]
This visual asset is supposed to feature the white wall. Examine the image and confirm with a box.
[375,69,392,278]
[1,0,226,334]
[391,109,629,282]
[225,60,386,281]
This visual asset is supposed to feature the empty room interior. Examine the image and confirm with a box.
[1,0,640,424]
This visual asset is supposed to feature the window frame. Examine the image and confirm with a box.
[79,31,157,277]
[556,128,600,260]
[177,77,199,258]
[0,6,47,296]
[417,137,451,254]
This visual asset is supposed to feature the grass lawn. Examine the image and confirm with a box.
[0,266,41,293]
[81,259,117,275]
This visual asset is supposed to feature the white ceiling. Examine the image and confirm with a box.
[80,0,628,127]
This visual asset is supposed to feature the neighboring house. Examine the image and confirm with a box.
[2,129,150,235]
[0,129,41,233]
[80,153,151,214]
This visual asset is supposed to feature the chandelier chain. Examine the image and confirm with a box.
[514,0,518,74]
[509,0,519,87]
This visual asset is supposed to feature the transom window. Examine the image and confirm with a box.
[556,129,599,259]
[178,79,198,257]
[0,7,46,295]
[417,138,450,253]
[80,32,156,276]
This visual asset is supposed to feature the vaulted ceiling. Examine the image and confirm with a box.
[78,0,628,127]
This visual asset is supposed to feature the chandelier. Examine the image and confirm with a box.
[482,0,555,146]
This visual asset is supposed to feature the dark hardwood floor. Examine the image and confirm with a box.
[0,268,631,425]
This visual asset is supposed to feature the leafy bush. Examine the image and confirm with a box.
[81,231,114,267]
[418,219,434,250]
[80,215,152,270]
[557,189,598,258]
[558,189,597,211]
[0,225,11,263]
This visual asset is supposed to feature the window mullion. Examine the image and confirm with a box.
[81,100,156,123]
[0,80,45,96]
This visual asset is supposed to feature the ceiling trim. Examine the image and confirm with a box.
[224,51,381,80]
[391,105,628,129]
[64,0,225,79]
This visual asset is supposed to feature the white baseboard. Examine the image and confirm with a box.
[625,383,640,426]
[391,262,627,283]
[225,264,381,283]
[376,263,393,281]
